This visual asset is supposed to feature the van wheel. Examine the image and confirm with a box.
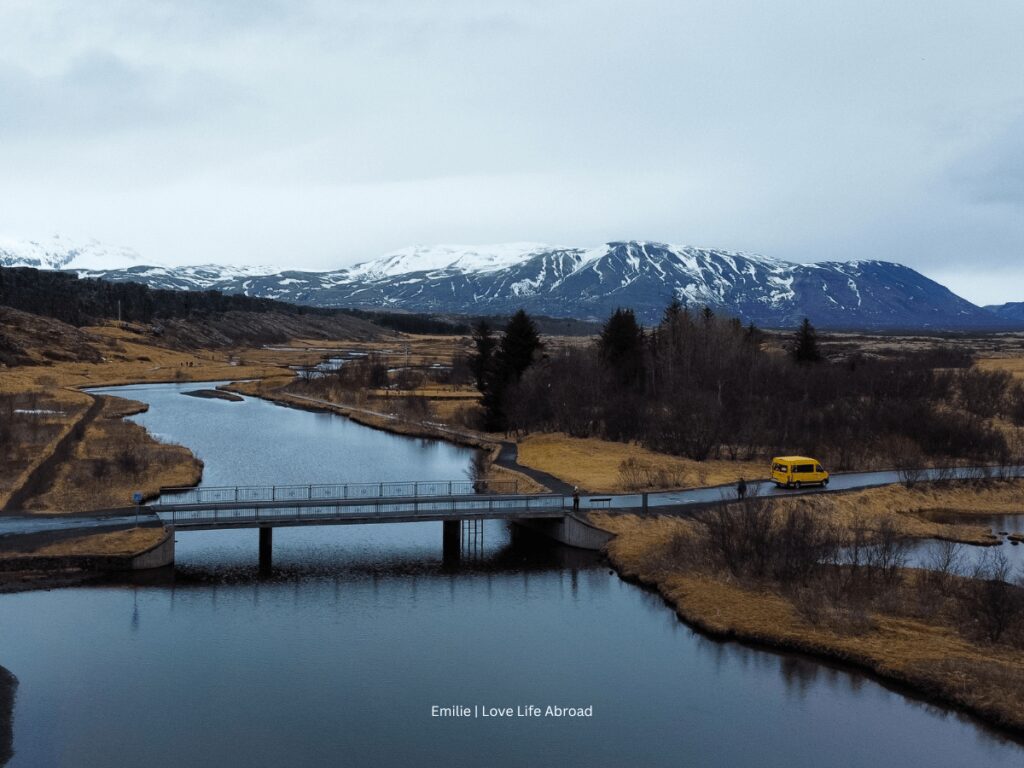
[794,481,802,489]
[822,478,829,487]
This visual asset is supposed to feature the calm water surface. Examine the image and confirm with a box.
[1,382,1022,767]
[905,513,1024,575]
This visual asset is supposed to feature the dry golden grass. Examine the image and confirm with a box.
[24,403,202,513]
[770,482,1024,545]
[0,325,292,394]
[593,509,1024,733]
[368,386,480,400]
[517,432,764,493]
[0,386,93,510]
[328,335,473,368]
[99,396,148,419]
[593,481,1024,548]
[978,355,1024,380]
[487,463,547,495]
[0,325,309,511]
[426,398,479,425]
[13,527,167,557]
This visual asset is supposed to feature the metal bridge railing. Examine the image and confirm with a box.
[152,479,520,508]
[154,492,566,527]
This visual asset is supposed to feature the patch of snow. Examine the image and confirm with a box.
[345,243,557,280]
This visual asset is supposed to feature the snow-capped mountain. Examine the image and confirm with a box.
[0,234,152,272]
[0,235,281,288]
[2,237,1015,329]
[343,243,555,280]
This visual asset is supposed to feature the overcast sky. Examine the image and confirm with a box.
[1,1,1022,304]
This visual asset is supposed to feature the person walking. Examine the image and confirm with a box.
[737,477,747,500]
[572,486,580,513]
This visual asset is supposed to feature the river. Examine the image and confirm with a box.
[1,381,1022,767]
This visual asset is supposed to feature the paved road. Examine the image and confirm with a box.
[3,466,1021,538]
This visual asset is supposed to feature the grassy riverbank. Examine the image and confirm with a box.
[517,432,764,493]
[592,483,1024,735]
[1,527,166,558]
[22,397,203,513]
[225,379,548,494]
[0,320,301,513]
[768,481,1024,545]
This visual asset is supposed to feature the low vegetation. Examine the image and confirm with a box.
[23,396,203,513]
[477,303,1024,472]
[517,432,763,493]
[594,486,1024,732]
[768,480,1024,544]
[1,527,166,558]
[0,387,91,509]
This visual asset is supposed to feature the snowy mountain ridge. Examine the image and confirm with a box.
[2,236,1019,329]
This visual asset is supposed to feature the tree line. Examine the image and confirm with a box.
[472,300,1024,468]
[0,266,340,326]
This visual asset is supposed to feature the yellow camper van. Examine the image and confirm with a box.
[771,456,829,489]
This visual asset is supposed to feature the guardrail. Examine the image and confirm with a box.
[154,493,566,528]
[153,479,519,507]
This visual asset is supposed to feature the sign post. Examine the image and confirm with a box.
[132,492,143,527]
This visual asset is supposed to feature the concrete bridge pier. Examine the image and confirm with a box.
[259,527,273,576]
[442,519,461,566]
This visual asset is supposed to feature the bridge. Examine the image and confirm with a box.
[146,479,614,569]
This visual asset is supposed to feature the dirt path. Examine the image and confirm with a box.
[2,394,106,514]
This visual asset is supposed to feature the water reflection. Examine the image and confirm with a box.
[0,666,14,767]
[905,513,1024,575]
[2,384,1022,767]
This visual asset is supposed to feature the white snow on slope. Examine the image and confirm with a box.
[1,235,283,280]
[345,243,557,280]
[0,234,153,271]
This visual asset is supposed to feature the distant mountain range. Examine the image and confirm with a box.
[2,236,1020,330]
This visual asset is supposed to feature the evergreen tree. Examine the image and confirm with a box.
[661,296,684,326]
[480,309,543,431]
[599,307,645,389]
[469,320,496,392]
[792,317,822,363]
[496,309,542,380]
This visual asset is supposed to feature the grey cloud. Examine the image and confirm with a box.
[0,51,237,137]
[950,113,1024,205]
[1,1,1024,304]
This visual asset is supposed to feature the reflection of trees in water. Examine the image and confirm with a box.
[0,664,16,767]
[692,631,876,701]
[467,451,489,487]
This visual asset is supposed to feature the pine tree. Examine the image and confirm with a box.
[496,309,542,379]
[599,307,645,389]
[792,317,822,363]
[469,320,496,392]
[480,309,543,431]
[661,296,684,326]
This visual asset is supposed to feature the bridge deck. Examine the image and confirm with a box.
[153,493,570,530]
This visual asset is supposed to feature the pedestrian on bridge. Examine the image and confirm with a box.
[737,478,747,500]
[572,487,580,513]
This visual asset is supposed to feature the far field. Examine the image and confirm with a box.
[4,316,1024,513]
